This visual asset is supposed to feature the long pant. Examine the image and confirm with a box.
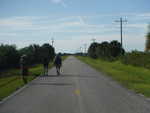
[44,66,48,75]
[21,68,28,84]
[22,76,27,84]
[56,65,61,75]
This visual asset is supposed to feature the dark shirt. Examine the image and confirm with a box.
[43,58,49,67]
[54,56,62,66]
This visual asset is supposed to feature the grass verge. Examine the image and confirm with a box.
[77,56,150,97]
[0,64,43,100]
[0,56,68,101]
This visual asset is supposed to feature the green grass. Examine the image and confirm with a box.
[0,76,35,100]
[77,56,150,97]
[62,55,68,60]
[0,65,43,100]
[0,76,17,86]
[0,56,68,101]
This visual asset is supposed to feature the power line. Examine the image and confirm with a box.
[115,17,127,48]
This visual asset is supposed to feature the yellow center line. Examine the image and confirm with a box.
[75,89,80,95]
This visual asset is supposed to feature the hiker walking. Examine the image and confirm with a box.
[20,54,28,84]
[43,57,49,76]
[54,53,62,75]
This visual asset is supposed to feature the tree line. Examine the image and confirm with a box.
[0,43,55,70]
[88,40,124,60]
[87,25,150,69]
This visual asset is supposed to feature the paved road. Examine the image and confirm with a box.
[0,56,150,113]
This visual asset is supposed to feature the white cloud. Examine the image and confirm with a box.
[136,13,150,20]
[125,23,147,29]
[0,17,33,27]
[0,20,31,27]
[78,16,85,25]
[0,33,17,37]
[50,0,67,7]
[51,0,62,3]
[0,13,149,52]
[0,15,148,33]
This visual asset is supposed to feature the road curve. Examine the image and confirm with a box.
[0,56,150,113]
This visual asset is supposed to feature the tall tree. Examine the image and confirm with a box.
[0,44,20,69]
[96,41,110,58]
[145,25,150,52]
[88,42,99,58]
[110,40,124,57]
[19,44,40,65]
[40,43,55,62]
[87,40,124,60]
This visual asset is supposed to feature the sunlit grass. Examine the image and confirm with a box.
[0,65,43,100]
[77,56,150,97]
[0,56,68,100]
[0,76,35,100]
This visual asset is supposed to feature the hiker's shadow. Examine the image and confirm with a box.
[39,75,58,77]
[31,82,73,86]
[31,74,98,86]
[39,74,98,78]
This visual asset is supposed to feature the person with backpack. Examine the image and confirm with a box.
[43,57,49,76]
[54,53,62,75]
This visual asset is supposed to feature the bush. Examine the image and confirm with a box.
[19,44,42,65]
[0,43,55,76]
[0,44,20,70]
[88,40,124,60]
[88,42,99,58]
[121,51,150,69]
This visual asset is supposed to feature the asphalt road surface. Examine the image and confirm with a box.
[0,56,150,113]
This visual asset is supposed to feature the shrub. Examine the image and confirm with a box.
[121,51,150,69]
[88,40,124,60]
[0,44,20,70]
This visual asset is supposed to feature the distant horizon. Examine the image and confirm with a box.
[0,38,146,54]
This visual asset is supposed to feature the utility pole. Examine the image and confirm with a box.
[80,47,82,53]
[51,37,54,47]
[115,17,127,48]
[84,44,87,54]
[91,38,96,43]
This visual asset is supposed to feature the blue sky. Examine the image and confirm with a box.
[0,0,150,53]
